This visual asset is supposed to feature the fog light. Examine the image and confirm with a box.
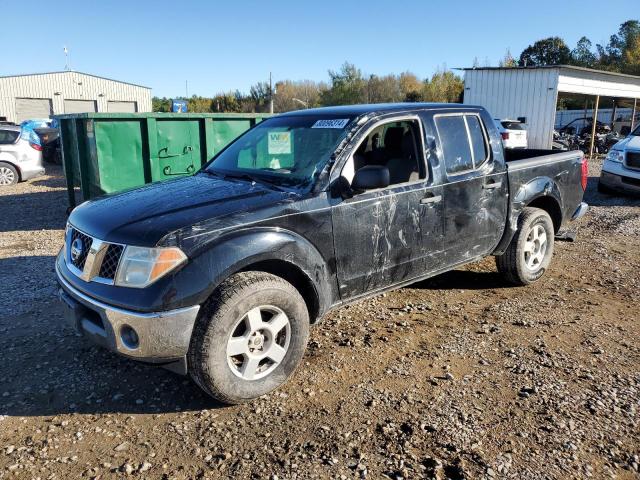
[120,325,139,349]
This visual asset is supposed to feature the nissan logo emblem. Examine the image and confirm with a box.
[70,238,84,262]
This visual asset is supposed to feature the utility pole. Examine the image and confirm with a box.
[185,80,189,98]
[269,72,274,114]
[63,46,71,71]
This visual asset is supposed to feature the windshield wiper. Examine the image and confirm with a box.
[219,171,290,192]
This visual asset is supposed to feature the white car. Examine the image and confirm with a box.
[494,119,528,149]
[0,126,45,186]
[599,124,640,195]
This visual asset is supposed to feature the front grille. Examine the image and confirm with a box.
[69,228,92,270]
[626,151,640,170]
[98,244,124,279]
[66,225,124,283]
[621,175,640,187]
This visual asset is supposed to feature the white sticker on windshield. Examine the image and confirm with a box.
[268,131,291,154]
[312,119,349,129]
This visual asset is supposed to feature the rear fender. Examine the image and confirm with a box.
[493,176,562,255]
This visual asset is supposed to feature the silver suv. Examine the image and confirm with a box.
[0,126,45,185]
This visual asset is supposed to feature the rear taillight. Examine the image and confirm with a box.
[501,132,510,141]
[29,142,43,151]
[581,157,588,191]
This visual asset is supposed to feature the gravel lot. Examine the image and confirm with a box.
[0,160,638,479]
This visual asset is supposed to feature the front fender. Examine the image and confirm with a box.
[493,176,562,255]
[168,227,335,315]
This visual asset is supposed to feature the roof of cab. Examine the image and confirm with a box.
[278,102,476,117]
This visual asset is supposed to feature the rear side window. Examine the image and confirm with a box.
[501,121,525,130]
[466,116,488,167]
[435,116,472,174]
[0,129,19,144]
[435,114,489,175]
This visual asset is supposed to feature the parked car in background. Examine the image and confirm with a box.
[0,125,45,185]
[494,119,528,149]
[599,123,640,195]
[57,103,588,404]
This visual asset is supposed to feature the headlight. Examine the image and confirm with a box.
[605,150,624,163]
[115,246,187,288]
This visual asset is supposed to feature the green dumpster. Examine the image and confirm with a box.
[55,112,269,208]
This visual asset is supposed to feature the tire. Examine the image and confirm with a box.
[188,271,310,404]
[495,207,555,286]
[0,162,19,186]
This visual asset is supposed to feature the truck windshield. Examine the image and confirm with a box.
[631,124,640,136]
[205,115,354,188]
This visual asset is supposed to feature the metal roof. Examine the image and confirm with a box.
[457,65,640,81]
[0,71,151,89]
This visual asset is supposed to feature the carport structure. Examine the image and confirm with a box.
[462,65,640,156]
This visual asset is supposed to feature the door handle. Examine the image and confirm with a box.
[483,181,502,190]
[420,194,442,205]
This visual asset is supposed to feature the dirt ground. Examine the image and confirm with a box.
[0,160,638,480]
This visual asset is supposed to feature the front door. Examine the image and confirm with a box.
[331,116,444,299]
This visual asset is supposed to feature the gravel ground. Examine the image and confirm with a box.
[0,160,638,480]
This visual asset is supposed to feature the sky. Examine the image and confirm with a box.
[1,0,637,98]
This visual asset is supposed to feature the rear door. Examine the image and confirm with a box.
[432,111,508,266]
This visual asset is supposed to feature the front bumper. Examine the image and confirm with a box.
[600,160,640,194]
[56,262,200,374]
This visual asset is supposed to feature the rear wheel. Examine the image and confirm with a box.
[496,207,554,286]
[188,271,309,404]
[0,162,18,186]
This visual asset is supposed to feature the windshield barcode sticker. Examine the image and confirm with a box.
[312,119,349,129]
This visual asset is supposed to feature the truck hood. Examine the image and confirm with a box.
[612,135,640,151]
[69,174,295,247]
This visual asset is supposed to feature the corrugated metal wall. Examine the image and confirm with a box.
[463,68,559,148]
[0,72,151,123]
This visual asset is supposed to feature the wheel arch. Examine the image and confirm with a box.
[178,227,335,324]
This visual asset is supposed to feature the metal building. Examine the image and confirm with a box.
[0,71,152,124]
[462,65,640,150]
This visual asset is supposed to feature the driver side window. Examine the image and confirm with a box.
[342,119,426,188]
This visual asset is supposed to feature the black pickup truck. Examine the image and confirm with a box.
[56,103,588,403]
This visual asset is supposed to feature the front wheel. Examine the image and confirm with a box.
[496,207,555,286]
[188,272,310,404]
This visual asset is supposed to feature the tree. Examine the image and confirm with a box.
[623,34,640,75]
[499,49,517,67]
[518,37,571,66]
[422,70,464,103]
[321,62,366,105]
[399,72,423,102]
[571,37,597,67]
[366,74,402,103]
[152,96,171,112]
[187,95,214,113]
[273,80,323,112]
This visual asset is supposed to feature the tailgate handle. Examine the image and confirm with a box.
[483,180,502,190]
[420,194,442,205]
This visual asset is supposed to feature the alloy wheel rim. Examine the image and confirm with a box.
[226,305,291,380]
[523,224,547,271]
[0,167,15,185]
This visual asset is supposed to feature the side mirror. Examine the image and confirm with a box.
[352,165,390,191]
